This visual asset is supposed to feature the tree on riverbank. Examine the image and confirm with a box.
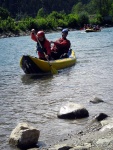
[0,0,113,35]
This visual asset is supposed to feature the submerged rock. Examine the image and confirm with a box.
[57,102,89,119]
[90,97,104,104]
[49,144,73,150]
[90,97,113,105]
[9,122,40,149]
[95,113,108,122]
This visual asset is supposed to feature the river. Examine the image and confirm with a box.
[0,27,113,150]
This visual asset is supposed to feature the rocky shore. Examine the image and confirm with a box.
[47,120,113,150]
[0,29,60,39]
[30,117,113,150]
[9,100,113,150]
[8,116,113,150]
[45,101,113,150]
[0,31,31,39]
[0,28,76,39]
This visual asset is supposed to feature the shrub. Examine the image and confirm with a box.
[78,12,89,26]
[66,14,77,28]
[0,7,10,20]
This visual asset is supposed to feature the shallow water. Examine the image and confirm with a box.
[0,27,113,149]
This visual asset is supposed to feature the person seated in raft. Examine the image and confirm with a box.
[90,24,93,29]
[84,24,87,30]
[50,28,71,60]
[93,25,97,30]
[86,24,90,29]
[96,25,100,30]
[31,29,51,60]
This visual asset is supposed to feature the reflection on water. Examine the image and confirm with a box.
[21,73,53,85]
[0,27,113,150]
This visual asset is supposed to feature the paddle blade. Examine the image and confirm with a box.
[51,66,58,74]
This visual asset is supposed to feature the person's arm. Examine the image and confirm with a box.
[30,29,37,42]
[54,40,70,49]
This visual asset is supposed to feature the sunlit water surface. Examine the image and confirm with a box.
[0,27,113,149]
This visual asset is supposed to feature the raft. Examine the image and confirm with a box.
[20,50,76,74]
[85,28,101,32]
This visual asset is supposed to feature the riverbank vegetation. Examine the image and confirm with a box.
[0,0,113,35]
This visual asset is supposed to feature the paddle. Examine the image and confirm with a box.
[37,38,58,75]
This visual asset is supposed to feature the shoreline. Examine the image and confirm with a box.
[0,25,113,39]
[0,28,64,39]
[0,28,77,39]
[0,30,31,39]
[47,118,113,150]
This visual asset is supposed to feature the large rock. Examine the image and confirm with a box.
[9,122,40,149]
[57,102,89,119]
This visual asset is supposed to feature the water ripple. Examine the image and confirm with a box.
[0,27,113,149]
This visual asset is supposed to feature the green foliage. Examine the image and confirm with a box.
[37,18,48,30]
[57,19,68,28]
[46,17,57,29]
[0,0,113,34]
[37,8,45,18]
[20,17,39,30]
[90,14,103,25]
[78,12,89,26]
[26,19,38,30]
[0,7,10,20]
[89,0,112,17]
[48,11,65,20]
[71,2,84,14]
[17,21,27,31]
[66,14,78,28]
[0,17,16,31]
[109,3,113,18]
[46,11,67,28]
[87,0,98,14]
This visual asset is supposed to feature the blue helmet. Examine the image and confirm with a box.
[62,28,68,34]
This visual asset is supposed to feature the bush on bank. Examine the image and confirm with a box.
[0,7,113,34]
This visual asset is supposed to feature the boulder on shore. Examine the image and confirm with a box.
[57,102,89,119]
[9,122,40,149]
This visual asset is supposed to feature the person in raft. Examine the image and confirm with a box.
[31,29,51,60]
[50,28,71,59]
